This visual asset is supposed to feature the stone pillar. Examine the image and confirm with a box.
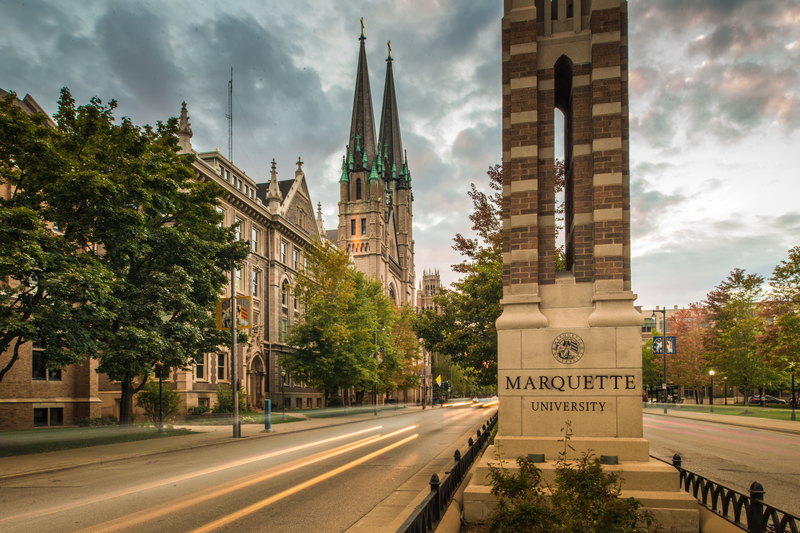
[463,2,698,530]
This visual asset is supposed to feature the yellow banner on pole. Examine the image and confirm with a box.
[216,296,252,330]
[435,375,442,386]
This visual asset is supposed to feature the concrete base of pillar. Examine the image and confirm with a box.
[463,444,699,533]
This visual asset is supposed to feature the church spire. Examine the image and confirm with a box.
[347,20,378,175]
[378,40,405,188]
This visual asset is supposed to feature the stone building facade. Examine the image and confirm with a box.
[97,103,328,418]
[334,32,416,308]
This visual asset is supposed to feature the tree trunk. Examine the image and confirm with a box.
[119,373,135,427]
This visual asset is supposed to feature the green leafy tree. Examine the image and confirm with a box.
[385,304,422,396]
[760,246,800,390]
[0,92,115,387]
[135,380,183,423]
[5,89,249,426]
[283,239,396,405]
[641,332,661,394]
[704,269,775,409]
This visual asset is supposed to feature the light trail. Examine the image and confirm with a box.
[72,425,418,533]
[189,433,420,533]
[0,425,383,525]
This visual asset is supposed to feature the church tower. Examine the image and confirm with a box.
[338,25,415,306]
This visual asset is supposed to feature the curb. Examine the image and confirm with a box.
[643,409,800,436]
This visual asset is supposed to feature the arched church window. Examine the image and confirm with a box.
[356,178,362,200]
[554,54,574,271]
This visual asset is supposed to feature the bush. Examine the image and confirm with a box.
[135,382,183,423]
[188,406,211,416]
[76,416,119,427]
[327,395,344,407]
[486,422,656,533]
[213,383,247,413]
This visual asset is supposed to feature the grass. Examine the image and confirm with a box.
[0,427,197,457]
[182,412,305,425]
[644,402,799,421]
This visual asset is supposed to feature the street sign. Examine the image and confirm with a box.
[653,336,676,355]
[216,296,252,330]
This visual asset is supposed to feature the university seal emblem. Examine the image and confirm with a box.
[551,333,585,364]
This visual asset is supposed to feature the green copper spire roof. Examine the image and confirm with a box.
[378,45,405,185]
[369,164,379,182]
[340,154,348,183]
[347,24,378,174]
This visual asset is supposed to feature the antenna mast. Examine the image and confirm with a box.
[227,67,233,161]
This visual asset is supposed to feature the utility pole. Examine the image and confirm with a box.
[231,266,240,438]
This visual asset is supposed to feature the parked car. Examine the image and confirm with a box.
[749,395,787,404]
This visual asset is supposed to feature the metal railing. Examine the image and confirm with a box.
[661,454,800,533]
[396,412,498,533]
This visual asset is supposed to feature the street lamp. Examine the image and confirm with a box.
[156,361,164,434]
[280,368,286,421]
[652,308,668,414]
[790,362,796,422]
[709,370,715,413]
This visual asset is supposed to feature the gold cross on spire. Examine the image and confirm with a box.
[387,40,392,60]
[360,18,364,38]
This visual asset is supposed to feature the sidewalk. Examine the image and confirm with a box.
[0,406,418,480]
[643,405,800,435]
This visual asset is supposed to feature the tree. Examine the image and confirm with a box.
[1,92,116,387]
[760,247,800,386]
[704,269,774,408]
[669,304,711,404]
[135,381,183,423]
[381,304,421,399]
[641,332,661,394]
[283,238,396,405]
[3,89,250,425]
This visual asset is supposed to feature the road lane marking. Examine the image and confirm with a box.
[71,425,419,533]
[0,426,385,525]
[188,434,419,533]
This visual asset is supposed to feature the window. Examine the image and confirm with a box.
[281,280,289,307]
[218,353,227,380]
[32,339,61,381]
[642,317,656,333]
[253,310,260,329]
[251,228,259,253]
[294,294,298,310]
[237,178,242,190]
[244,184,249,196]
[361,218,366,235]
[235,218,243,241]
[215,206,225,227]
[34,407,63,427]
[293,249,298,270]
[351,219,356,236]
[356,178,362,200]
[298,209,304,229]
[252,270,260,298]
[198,398,210,407]
[281,242,287,263]
[316,398,322,408]
[236,268,243,292]
[196,354,206,380]
[225,169,230,181]
[296,398,302,409]
[280,319,287,342]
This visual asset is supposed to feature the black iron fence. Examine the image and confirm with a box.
[396,412,498,533]
[661,453,800,533]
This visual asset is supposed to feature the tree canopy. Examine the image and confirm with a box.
[282,238,411,405]
[1,89,249,424]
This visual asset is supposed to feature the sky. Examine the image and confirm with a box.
[2,0,799,310]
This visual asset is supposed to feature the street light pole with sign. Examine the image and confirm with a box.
[709,370,715,413]
[652,308,668,414]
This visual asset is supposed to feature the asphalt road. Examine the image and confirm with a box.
[643,413,800,517]
[0,406,495,533]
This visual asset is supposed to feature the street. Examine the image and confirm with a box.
[0,406,495,533]
[644,413,800,517]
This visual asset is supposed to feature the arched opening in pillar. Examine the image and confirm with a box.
[554,55,574,272]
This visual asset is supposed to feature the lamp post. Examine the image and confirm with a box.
[156,361,164,434]
[709,370,715,413]
[790,362,796,422]
[652,308,668,414]
[280,368,286,421]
